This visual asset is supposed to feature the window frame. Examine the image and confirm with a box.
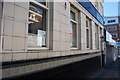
[95,24,99,49]
[108,20,116,23]
[86,17,91,49]
[70,7,78,49]
[107,26,117,31]
[111,33,118,38]
[27,1,49,50]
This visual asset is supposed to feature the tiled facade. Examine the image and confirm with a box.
[0,0,104,79]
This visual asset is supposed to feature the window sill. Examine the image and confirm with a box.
[70,48,78,50]
[27,48,49,51]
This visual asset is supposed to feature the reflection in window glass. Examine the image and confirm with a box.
[28,4,47,48]
[70,22,77,48]
[35,0,46,5]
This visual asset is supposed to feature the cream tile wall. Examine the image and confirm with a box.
[53,2,70,51]
[2,2,29,52]
[0,1,3,53]
[3,2,14,18]
[3,18,13,36]
[80,12,87,50]
[1,1,104,79]
[91,21,96,50]
[0,1,104,61]
[3,36,12,51]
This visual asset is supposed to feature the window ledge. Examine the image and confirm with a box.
[27,48,49,51]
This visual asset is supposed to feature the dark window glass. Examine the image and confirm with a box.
[86,20,88,27]
[111,33,118,38]
[86,29,89,48]
[108,21,110,23]
[70,11,75,20]
[108,20,116,23]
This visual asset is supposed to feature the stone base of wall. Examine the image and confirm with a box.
[1,50,100,62]
[11,56,101,79]
[1,50,101,79]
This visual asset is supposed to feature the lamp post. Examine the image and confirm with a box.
[117,39,120,56]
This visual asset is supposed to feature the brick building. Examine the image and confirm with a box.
[104,16,120,47]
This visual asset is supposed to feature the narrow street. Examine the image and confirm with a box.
[46,58,120,79]
[92,58,120,78]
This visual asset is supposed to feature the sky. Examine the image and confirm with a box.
[103,0,120,17]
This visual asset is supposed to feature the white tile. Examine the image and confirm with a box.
[12,37,25,51]
[14,5,29,21]
[65,34,70,42]
[3,36,12,50]
[3,2,14,18]
[2,53,12,62]
[13,21,26,37]
[13,53,26,61]
[54,11,61,21]
[54,21,61,31]
[53,31,61,41]
[53,41,61,51]
[60,23,66,33]
[4,18,13,36]
[27,53,38,59]
[61,33,66,42]
[38,52,47,59]
[15,2,29,9]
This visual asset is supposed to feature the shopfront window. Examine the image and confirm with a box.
[28,3,47,49]
[70,7,78,48]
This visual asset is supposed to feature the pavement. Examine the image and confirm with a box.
[47,58,120,79]
[92,59,119,78]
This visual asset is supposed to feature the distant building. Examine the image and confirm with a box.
[104,16,120,47]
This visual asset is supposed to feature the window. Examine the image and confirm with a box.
[70,7,78,48]
[111,33,118,38]
[28,2,48,49]
[108,20,116,23]
[86,29,89,48]
[86,20,88,27]
[104,27,107,30]
[95,1,98,10]
[107,26,117,31]
[35,0,46,5]
[70,11,75,21]
[103,21,105,24]
[95,25,99,49]
[86,17,91,48]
